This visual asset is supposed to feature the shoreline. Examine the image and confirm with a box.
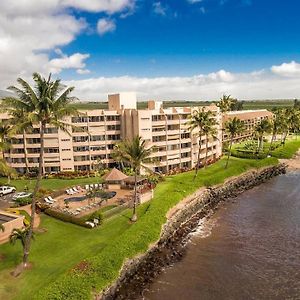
[101,164,286,300]
[279,150,300,170]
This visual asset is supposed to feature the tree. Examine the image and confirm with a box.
[254,119,271,152]
[2,73,79,267]
[217,94,233,113]
[224,117,245,168]
[115,136,152,222]
[202,115,218,167]
[187,108,216,178]
[268,114,281,155]
[10,227,34,264]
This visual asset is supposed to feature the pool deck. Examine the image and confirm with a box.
[50,188,133,217]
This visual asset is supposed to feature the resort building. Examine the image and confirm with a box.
[0,93,272,174]
[222,110,273,144]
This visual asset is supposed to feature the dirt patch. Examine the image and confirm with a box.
[72,260,91,274]
[34,228,48,233]
[11,262,33,277]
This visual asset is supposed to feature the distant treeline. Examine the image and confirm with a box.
[70,99,297,111]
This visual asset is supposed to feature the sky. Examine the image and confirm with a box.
[1,0,300,101]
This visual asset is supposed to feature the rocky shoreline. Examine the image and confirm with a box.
[100,164,286,300]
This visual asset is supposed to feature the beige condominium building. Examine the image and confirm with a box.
[222,109,273,144]
[1,93,222,174]
[1,93,272,175]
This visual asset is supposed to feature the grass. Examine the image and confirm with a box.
[0,177,102,192]
[0,156,279,300]
[231,137,300,160]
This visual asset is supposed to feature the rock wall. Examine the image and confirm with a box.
[100,164,286,300]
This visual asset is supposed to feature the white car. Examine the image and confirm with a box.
[0,186,16,196]
[12,192,32,200]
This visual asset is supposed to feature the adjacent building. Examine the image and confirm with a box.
[0,93,272,174]
[222,109,273,144]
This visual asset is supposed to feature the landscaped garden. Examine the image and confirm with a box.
[0,156,281,300]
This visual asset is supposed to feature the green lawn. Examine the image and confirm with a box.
[0,157,279,300]
[0,177,102,192]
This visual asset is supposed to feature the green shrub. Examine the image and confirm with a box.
[14,196,32,206]
[44,209,91,228]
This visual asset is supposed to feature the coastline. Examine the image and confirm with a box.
[100,163,287,300]
[279,149,300,170]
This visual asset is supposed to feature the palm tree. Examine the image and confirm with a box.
[2,73,79,267]
[217,94,233,113]
[10,227,34,264]
[202,116,218,167]
[187,108,215,178]
[225,117,245,168]
[268,113,281,155]
[0,122,12,160]
[115,136,152,222]
[255,119,271,152]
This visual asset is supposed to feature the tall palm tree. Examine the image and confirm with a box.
[7,108,33,174]
[115,136,152,222]
[187,108,215,178]
[0,122,12,160]
[225,117,245,168]
[268,113,281,155]
[216,94,233,113]
[202,116,218,167]
[10,227,34,263]
[255,119,271,152]
[2,73,79,267]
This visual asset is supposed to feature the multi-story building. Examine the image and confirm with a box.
[222,109,273,144]
[0,93,272,175]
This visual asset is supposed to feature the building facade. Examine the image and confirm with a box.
[222,110,273,144]
[0,94,271,174]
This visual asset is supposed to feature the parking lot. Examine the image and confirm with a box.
[0,193,16,210]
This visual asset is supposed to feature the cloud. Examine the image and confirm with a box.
[77,69,91,75]
[97,18,116,35]
[153,2,167,16]
[187,0,203,3]
[0,0,136,87]
[48,51,90,74]
[62,66,300,101]
[271,61,300,77]
[62,0,136,14]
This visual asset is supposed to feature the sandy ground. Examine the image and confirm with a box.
[279,150,300,170]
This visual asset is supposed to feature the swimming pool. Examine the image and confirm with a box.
[66,191,117,202]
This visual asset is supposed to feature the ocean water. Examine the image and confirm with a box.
[143,171,300,300]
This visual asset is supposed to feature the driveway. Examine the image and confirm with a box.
[0,193,16,210]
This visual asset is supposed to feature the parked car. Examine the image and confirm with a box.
[12,192,32,200]
[0,186,16,196]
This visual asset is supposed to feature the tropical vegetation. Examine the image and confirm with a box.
[2,73,79,268]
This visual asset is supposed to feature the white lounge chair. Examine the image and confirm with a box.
[85,185,89,190]
[72,187,79,193]
[44,198,53,204]
[90,184,94,189]
[48,196,56,202]
[94,183,98,189]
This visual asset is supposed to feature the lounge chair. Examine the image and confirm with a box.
[48,196,56,202]
[90,184,94,189]
[72,187,79,193]
[44,198,53,204]
[94,183,98,189]
[85,185,89,190]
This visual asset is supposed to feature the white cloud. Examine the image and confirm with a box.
[77,69,91,75]
[153,2,167,16]
[97,18,116,35]
[187,0,203,3]
[62,67,300,101]
[271,61,300,77]
[48,51,90,74]
[0,0,136,87]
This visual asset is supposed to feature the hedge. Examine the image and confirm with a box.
[44,209,91,228]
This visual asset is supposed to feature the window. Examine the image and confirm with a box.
[73,136,89,143]
[72,116,88,123]
[106,124,121,131]
[61,138,71,142]
[62,148,71,151]
[106,115,120,121]
[44,128,58,134]
[44,148,59,153]
[89,116,104,122]
[90,135,105,141]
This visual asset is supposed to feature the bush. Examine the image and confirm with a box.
[230,149,267,160]
[14,196,32,207]
[44,209,91,228]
